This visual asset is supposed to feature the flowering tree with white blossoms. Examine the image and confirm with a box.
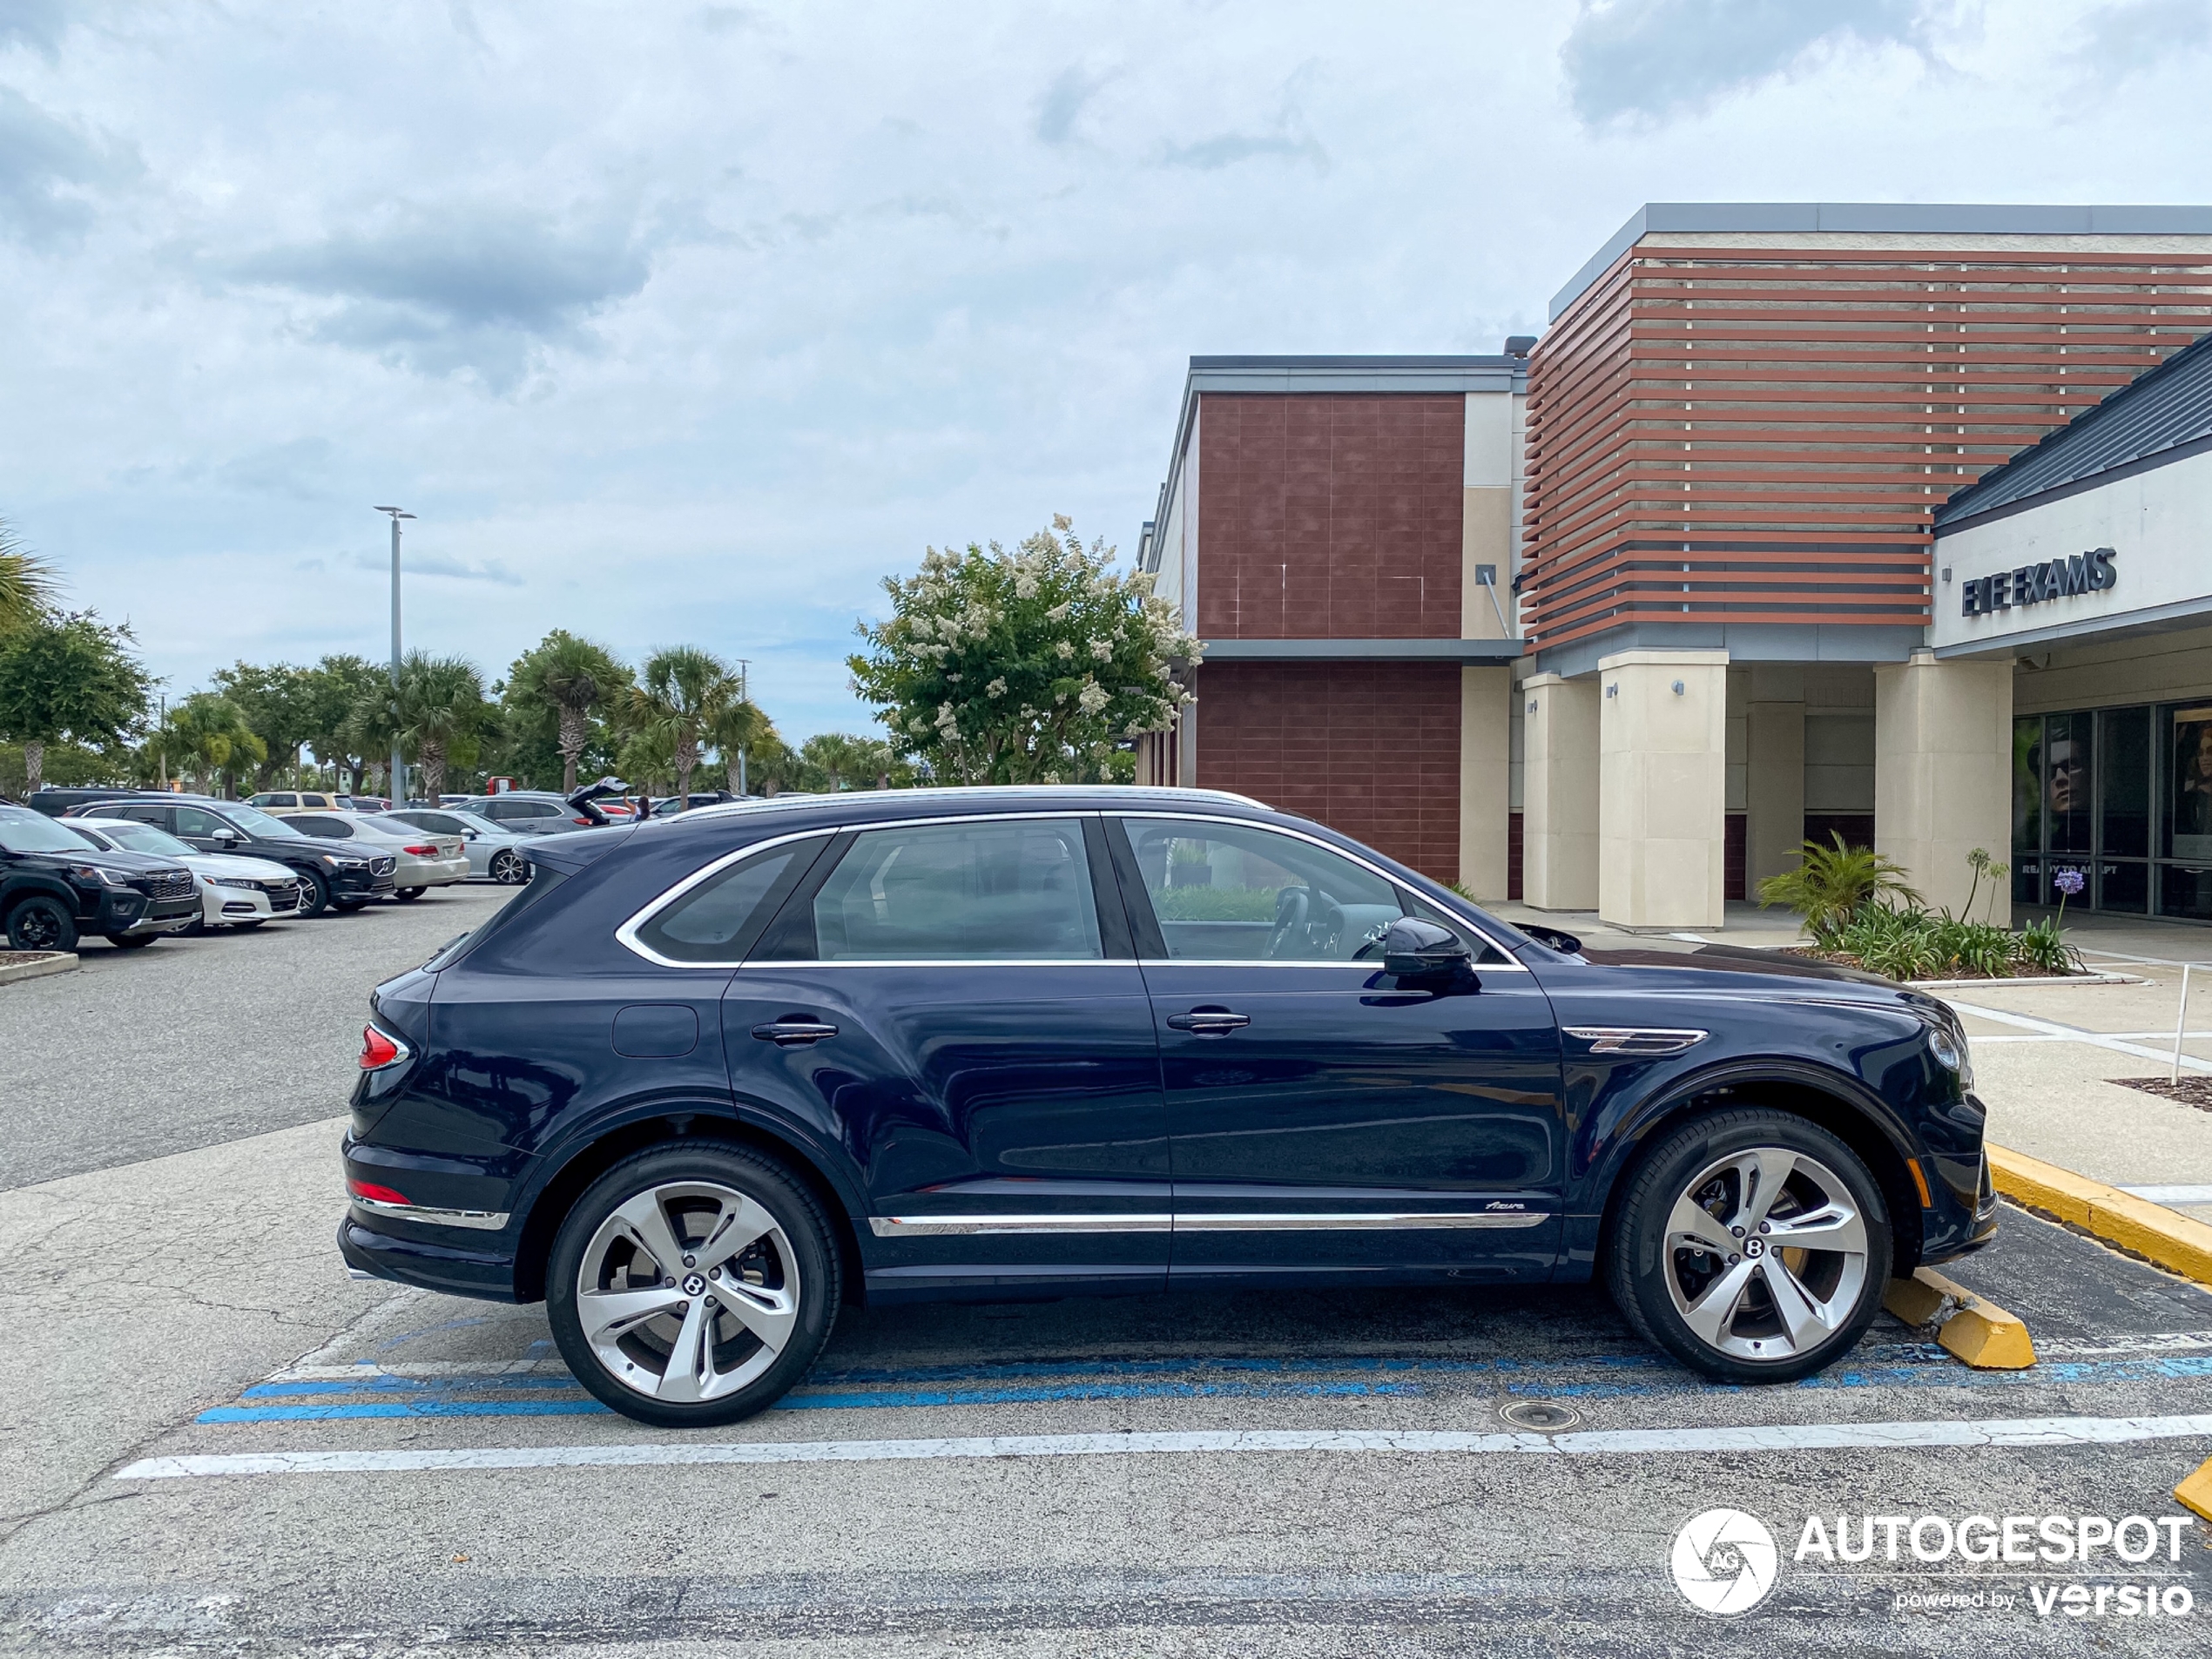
[848,516,1201,785]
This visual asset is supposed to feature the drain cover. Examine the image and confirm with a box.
[1500,1399,1581,1432]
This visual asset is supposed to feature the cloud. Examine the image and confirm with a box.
[0,0,71,57]
[1561,0,1939,127]
[2073,0,2212,78]
[695,6,765,34]
[0,84,134,245]
[1035,65,1112,145]
[216,438,338,500]
[233,204,656,383]
[1157,99,1330,171]
[351,549,523,587]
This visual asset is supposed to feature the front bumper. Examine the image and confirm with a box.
[102,893,199,936]
[328,866,399,899]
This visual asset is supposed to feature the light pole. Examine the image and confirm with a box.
[373,506,415,801]
[735,658,750,797]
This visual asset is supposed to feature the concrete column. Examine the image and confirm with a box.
[1521,671,1600,910]
[1875,650,2013,926]
[1746,691,1806,894]
[1599,649,1730,930]
[1458,666,1511,898]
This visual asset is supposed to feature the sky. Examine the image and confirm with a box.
[3,0,2210,740]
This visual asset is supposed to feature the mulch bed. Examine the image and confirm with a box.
[0,951,62,968]
[2112,1076,2212,1112]
[1778,948,2078,980]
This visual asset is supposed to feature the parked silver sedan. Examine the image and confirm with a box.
[273,810,471,900]
[384,807,535,885]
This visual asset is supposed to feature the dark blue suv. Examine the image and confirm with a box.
[341,787,1996,1426]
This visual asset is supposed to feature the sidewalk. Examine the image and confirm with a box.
[1488,899,2212,1227]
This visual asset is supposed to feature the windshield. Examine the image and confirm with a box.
[0,806,108,854]
[223,804,305,839]
[441,811,502,834]
[85,820,195,858]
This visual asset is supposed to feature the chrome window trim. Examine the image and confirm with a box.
[870,1209,1549,1236]
[1561,1027,1710,1055]
[617,813,1112,971]
[348,1197,510,1231]
[1110,811,1529,973]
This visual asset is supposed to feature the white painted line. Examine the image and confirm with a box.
[2033,1331,2212,1357]
[112,1413,2212,1480]
[2121,1185,2212,1206]
[1973,1032,2212,1043]
[268,1359,572,1383]
[1945,1000,2212,1075]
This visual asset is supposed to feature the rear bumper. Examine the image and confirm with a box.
[338,1216,522,1301]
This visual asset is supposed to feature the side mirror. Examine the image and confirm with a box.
[1380,917,1474,980]
[1521,924,1583,956]
[213,830,243,846]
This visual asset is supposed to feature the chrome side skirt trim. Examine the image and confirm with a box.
[350,1197,511,1231]
[871,1214,1173,1237]
[1172,1210,1551,1231]
[1561,1027,1710,1055]
[869,1210,1550,1237]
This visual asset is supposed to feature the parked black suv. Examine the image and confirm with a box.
[0,804,199,950]
[67,795,396,916]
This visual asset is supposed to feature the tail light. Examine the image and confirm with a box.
[360,1025,408,1069]
[348,1177,411,1206]
[401,844,438,856]
[571,816,595,825]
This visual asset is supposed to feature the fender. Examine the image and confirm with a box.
[2,872,85,916]
[1573,1053,1923,1207]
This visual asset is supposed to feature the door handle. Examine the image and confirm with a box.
[752,1020,839,1046]
[1167,1008,1250,1036]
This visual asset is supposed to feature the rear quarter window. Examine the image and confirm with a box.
[630,837,831,965]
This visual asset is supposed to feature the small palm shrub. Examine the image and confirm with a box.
[1757,834,1925,943]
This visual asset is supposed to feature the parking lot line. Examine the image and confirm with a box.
[114,1410,2212,1480]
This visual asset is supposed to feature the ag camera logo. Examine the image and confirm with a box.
[1671,1508,1779,1615]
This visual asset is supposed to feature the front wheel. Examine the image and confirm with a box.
[546,1143,840,1427]
[293,867,330,918]
[1606,1108,1890,1383]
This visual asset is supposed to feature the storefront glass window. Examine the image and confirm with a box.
[2012,716,2044,861]
[2100,707,2151,858]
[2045,712,2093,854]
[2168,705,2212,862]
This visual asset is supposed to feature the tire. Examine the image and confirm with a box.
[6,895,78,954]
[180,914,206,937]
[489,849,527,885]
[546,1142,840,1428]
[105,933,158,949]
[395,887,424,902]
[1605,1108,1891,1384]
[333,899,368,913]
[293,867,331,918]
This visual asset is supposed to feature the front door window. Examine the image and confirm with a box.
[1117,817,1403,962]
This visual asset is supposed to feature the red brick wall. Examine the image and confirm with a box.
[1196,394,1465,641]
[1192,661,1461,882]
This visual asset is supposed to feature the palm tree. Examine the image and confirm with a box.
[707,696,778,795]
[163,694,266,796]
[0,519,58,632]
[347,652,487,800]
[625,646,735,804]
[509,631,629,794]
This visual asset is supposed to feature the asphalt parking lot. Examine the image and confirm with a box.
[3,889,2211,1656]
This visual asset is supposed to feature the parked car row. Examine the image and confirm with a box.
[0,790,536,953]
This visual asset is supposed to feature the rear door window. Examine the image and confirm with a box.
[802,818,1104,961]
[287,815,353,838]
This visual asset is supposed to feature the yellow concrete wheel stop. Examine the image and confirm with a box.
[1883,1266,2037,1370]
[2178,1459,2212,1525]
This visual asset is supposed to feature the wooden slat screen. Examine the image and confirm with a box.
[1522,246,2212,651]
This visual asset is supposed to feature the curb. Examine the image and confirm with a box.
[0,951,78,987]
[1910,972,2142,989]
[1988,1144,2212,1285]
[1882,1267,2036,1369]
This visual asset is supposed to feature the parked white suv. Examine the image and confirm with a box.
[63,817,303,932]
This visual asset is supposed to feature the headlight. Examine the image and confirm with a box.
[213,877,260,889]
[1928,1026,1964,1079]
[68,864,131,888]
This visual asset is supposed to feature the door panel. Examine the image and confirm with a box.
[1112,815,1564,1284]
[723,815,1170,1298]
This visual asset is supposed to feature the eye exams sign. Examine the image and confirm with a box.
[1960,548,2118,617]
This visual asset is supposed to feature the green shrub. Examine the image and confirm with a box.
[1150,886,1278,922]
[1823,900,2078,981]
[1758,834,1925,941]
[2013,918,2078,976]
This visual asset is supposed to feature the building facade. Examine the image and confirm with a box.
[1139,204,2212,928]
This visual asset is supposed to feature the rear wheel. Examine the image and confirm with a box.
[6,896,77,953]
[546,1143,840,1427]
[1606,1108,1890,1383]
[293,867,330,918]
[489,849,527,884]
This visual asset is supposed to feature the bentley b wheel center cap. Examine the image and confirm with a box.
[681,1272,706,1297]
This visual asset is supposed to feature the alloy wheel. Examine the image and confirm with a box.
[490,849,526,884]
[573,1180,802,1404]
[1661,1146,1870,1365]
